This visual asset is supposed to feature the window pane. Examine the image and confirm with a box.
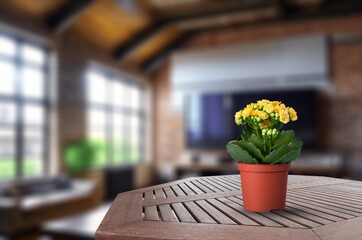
[21,67,44,98]
[88,126,107,167]
[112,80,125,107]
[21,44,45,65]
[0,129,15,156]
[0,103,16,125]
[24,105,44,126]
[23,153,43,177]
[87,72,107,104]
[24,128,43,154]
[89,109,106,127]
[0,129,15,179]
[113,112,123,128]
[0,157,16,179]
[0,35,16,57]
[89,124,106,141]
[130,87,141,109]
[0,61,16,95]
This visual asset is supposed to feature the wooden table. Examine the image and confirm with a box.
[96,175,362,240]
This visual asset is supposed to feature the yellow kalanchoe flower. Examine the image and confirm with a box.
[288,107,298,121]
[257,99,269,107]
[235,110,243,125]
[241,104,253,118]
[259,119,271,129]
[263,103,274,113]
[257,110,269,120]
[235,99,298,128]
[279,108,290,124]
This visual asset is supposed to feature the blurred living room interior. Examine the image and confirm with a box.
[0,0,362,239]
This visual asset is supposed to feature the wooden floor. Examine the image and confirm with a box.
[97,175,362,240]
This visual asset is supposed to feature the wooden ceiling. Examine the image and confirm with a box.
[2,0,362,73]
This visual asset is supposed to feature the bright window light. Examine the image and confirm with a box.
[0,35,16,57]
[21,44,45,65]
[88,71,107,104]
[0,61,16,95]
[0,103,16,125]
[21,67,44,98]
[24,105,44,126]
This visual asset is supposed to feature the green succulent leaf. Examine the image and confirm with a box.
[273,149,301,164]
[236,140,264,161]
[272,130,295,150]
[263,141,302,164]
[241,125,253,141]
[249,134,263,151]
[226,141,259,164]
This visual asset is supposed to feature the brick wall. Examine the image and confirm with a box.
[152,14,362,166]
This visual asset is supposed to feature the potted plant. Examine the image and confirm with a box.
[63,140,105,175]
[226,99,302,212]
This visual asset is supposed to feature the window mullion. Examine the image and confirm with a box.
[107,77,113,166]
[42,52,50,176]
[15,38,23,178]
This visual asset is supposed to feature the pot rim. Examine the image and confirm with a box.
[237,163,291,173]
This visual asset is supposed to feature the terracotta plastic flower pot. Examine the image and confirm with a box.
[237,163,291,212]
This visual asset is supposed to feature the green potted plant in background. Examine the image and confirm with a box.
[63,139,106,204]
[226,99,302,212]
[63,140,105,174]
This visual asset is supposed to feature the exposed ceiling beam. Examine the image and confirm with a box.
[47,0,95,33]
[113,21,167,61]
[113,0,275,61]
[140,32,196,73]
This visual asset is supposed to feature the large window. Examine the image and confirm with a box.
[0,34,50,179]
[86,69,144,167]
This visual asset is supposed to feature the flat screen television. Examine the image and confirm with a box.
[185,89,318,150]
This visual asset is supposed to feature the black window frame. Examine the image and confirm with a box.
[0,32,51,179]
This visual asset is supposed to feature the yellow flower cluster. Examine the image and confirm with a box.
[234,99,298,128]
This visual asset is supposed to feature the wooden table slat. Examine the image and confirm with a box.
[184,181,206,194]
[225,197,282,227]
[285,204,338,224]
[304,187,362,201]
[195,179,218,193]
[290,189,362,211]
[171,184,187,196]
[272,210,321,228]
[171,203,197,223]
[287,193,361,216]
[159,204,178,222]
[183,201,217,224]
[199,178,229,192]
[258,212,306,228]
[191,179,215,193]
[144,206,160,221]
[209,177,240,191]
[195,200,237,225]
[154,188,166,199]
[163,186,176,198]
[178,182,196,195]
[206,198,259,226]
[292,187,362,203]
[286,198,352,220]
[144,190,154,200]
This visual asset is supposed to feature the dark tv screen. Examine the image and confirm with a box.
[185,90,317,150]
